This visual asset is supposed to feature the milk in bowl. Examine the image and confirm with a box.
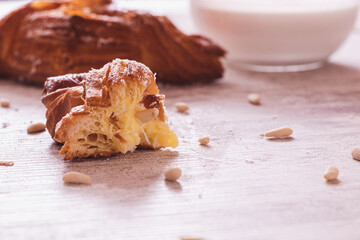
[191,0,359,71]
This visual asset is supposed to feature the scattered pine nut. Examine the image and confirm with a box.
[198,137,210,145]
[264,127,293,138]
[323,166,339,181]
[62,171,92,185]
[352,147,360,161]
[0,99,10,108]
[174,102,189,113]
[0,161,14,166]
[247,93,260,105]
[164,167,182,181]
[27,122,46,133]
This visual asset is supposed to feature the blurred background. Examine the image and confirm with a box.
[1,0,360,31]
[0,0,192,32]
[1,0,360,70]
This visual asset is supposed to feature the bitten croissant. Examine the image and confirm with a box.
[0,0,225,85]
[41,58,178,160]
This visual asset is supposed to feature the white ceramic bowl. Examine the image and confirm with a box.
[191,0,359,72]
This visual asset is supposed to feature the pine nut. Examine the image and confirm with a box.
[27,122,46,133]
[198,137,210,145]
[164,167,182,181]
[62,171,92,185]
[0,161,14,166]
[323,166,339,181]
[352,147,360,161]
[174,102,189,113]
[0,99,10,108]
[135,108,159,123]
[264,127,293,138]
[248,93,260,105]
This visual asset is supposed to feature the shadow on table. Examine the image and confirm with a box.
[230,62,360,89]
[53,142,179,189]
[266,137,295,142]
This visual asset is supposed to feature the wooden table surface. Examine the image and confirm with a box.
[1,1,360,240]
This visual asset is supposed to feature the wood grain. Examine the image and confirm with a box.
[1,2,360,240]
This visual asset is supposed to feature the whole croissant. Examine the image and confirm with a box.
[0,0,225,85]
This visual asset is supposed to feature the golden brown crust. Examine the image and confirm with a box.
[42,73,85,97]
[0,0,225,85]
[41,73,85,137]
[44,85,84,138]
[82,59,159,107]
[42,58,160,139]
[42,58,176,160]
